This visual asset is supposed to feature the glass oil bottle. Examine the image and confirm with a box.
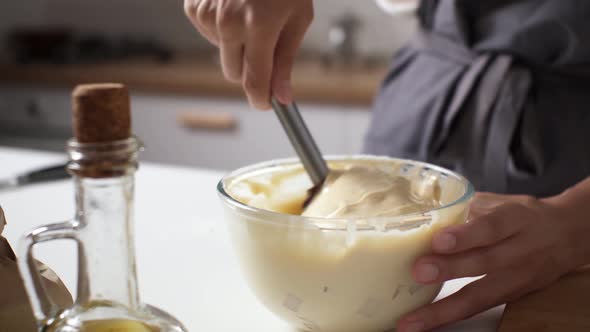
[17,84,187,332]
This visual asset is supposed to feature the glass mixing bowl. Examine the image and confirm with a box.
[217,156,474,332]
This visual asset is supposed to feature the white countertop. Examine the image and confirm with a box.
[0,147,503,331]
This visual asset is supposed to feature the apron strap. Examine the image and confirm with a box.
[484,66,532,192]
[468,55,513,161]
[432,54,491,155]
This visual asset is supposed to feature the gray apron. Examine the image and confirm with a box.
[364,0,590,196]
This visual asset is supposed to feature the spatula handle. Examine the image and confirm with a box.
[271,97,329,185]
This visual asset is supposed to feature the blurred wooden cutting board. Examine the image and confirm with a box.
[497,267,590,331]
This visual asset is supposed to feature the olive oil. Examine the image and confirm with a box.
[44,319,159,332]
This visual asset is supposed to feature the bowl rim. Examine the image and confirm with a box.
[216,155,475,231]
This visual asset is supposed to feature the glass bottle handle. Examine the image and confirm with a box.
[17,220,81,325]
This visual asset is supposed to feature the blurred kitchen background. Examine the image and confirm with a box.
[0,0,418,171]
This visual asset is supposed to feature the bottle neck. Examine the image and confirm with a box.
[75,175,140,309]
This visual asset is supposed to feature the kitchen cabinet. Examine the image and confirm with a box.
[0,85,71,131]
[0,86,371,170]
[0,85,71,152]
[131,94,371,170]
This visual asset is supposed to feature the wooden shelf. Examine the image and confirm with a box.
[0,54,388,106]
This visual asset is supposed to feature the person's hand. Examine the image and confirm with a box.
[397,192,590,332]
[184,0,313,110]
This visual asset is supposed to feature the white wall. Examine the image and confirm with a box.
[308,0,417,56]
[0,0,417,57]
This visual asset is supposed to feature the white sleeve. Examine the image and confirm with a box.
[374,0,418,15]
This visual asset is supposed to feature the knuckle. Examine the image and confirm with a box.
[245,12,280,33]
[518,195,538,208]
[474,214,504,244]
[244,81,269,104]
[440,251,485,278]
[242,1,286,30]
[217,8,243,32]
[486,218,505,242]
[501,201,527,214]
[444,260,465,279]
[184,0,198,17]
[243,76,271,109]
[197,0,216,25]
[243,75,262,94]
[490,205,524,236]
[451,252,489,277]
[222,64,242,82]
[480,249,503,269]
[497,201,519,212]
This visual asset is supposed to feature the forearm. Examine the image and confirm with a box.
[546,177,590,267]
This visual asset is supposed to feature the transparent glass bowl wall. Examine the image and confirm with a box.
[217,156,474,332]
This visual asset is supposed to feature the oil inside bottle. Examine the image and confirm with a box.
[44,319,159,332]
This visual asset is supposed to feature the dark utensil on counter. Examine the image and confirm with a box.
[7,26,173,64]
[8,27,75,64]
[271,97,329,207]
[0,164,71,191]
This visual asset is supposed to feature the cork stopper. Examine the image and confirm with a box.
[72,83,131,143]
